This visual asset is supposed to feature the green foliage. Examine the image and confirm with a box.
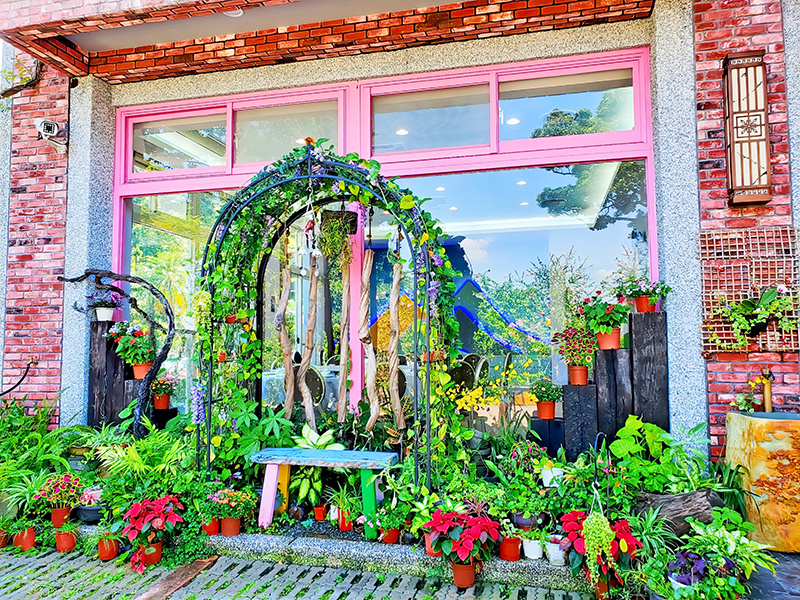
[529,376,562,404]
[96,426,193,484]
[580,292,631,334]
[712,287,796,350]
[289,425,345,507]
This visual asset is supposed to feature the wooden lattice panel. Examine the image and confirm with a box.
[700,227,799,352]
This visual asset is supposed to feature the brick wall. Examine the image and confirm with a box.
[3,59,70,423]
[1,0,654,83]
[694,0,798,457]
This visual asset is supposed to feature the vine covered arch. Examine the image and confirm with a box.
[196,140,460,488]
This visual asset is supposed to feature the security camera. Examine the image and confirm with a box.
[33,118,67,154]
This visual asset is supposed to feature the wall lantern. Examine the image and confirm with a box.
[723,51,771,205]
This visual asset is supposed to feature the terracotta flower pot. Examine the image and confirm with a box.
[132,361,153,380]
[217,351,227,363]
[51,507,71,528]
[338,510,353,532]
[0,531,8,548]
[225,314,237,324]
[424,532,442,557]
[153,393,170,410]
[381,528,400,544]
[499,537,521,561]
[55,530,77,553]
[537,400,555,420]
[220,517,240,537]
[13,527,35,551]
[635,296,656,313]
[142,541,162,566]
[568,365,589,386]
[596,329,621,350]
[313,505,327,521]
[202,518,219,536]
[451,560,476,589]
[98,538,119,561]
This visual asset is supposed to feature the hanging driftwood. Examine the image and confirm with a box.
[297,254,319,430]
[337,262,351,423]
[275,266,296,417]
[388,262,406,430]
[360,249,380,431]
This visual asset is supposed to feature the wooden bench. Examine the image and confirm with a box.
[250,448,398,539]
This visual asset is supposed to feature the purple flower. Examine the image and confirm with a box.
[431,252,443,267]
[190,383,207,425]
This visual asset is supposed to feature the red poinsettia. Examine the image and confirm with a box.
[559,510,642,585]
[423,509,500,564]
[121,495,184,573]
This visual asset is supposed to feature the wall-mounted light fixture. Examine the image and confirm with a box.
[723,51,771,205]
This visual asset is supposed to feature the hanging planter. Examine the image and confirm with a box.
[711,287,796,350]
[87,290,123,322]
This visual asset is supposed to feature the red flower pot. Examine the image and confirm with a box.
[424,532,442,557]
[142,541,162,566]
[225,314,237,324]
[217,351,227,363]
[13,527,35,551]
[596,329,621,350]
[537,400,555,420]
[314,505,327,521]
[55,531,77,553]
[0,531,8,548]
[634,296,656,313]
[568,365,589,386]
[153,393,170,410]
[338,510,353,531]
[220,517,240,537]
[451,561,476,589]
[132,361,153,380]
[202,518,220,536]
[381,528,400,544]
[499,537,521,562]
[51,507,71,528]
[98,539,119,561]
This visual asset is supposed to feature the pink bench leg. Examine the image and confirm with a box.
[258,463,280,528]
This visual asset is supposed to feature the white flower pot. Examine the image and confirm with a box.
[522,538,543,559]
[95,307,115,322]
[541,467,564,487]
[545,538,565,566]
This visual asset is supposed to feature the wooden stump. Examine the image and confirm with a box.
[88,321,126,426]
[563,384,598,462]
[634,489,724,536]
[630,312,669,431]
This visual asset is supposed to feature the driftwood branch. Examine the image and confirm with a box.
[360,249,380,431]
[336,262,351,423]
[635,489,725,536]
[1,61,44,100]
[59,269,175,439]
[388,262,405,429]
[274,266,295,417]
[296,254,319,431]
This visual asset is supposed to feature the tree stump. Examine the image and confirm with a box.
[634,489,725,536]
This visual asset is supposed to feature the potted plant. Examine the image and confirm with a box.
[314,503,328,521]
[730,389,763,413]
[552,327,597,385]
[75,488,108,524]
[520,528,544,560]
[581,292,631,350]
[616,278,671,313]
[0,516,10,548]
[409,492,443,556]
[326,483,359,532]
[119,494,184,573]
[545,533,566,566]
[35,472,83,527]
[107,321,156,380]
[210,489,257,537]
[530,376,561,420]
[87,290,123,322]
[424,509,500,589]
[713,286,795,348]
[199,492,221,536]
[96,530,122,561]
[151,375,177,410]
[9,518,37,551]
[540,459,565,488]
[499,519,522,562]
[367,503,409,544]
[55,520,79,553]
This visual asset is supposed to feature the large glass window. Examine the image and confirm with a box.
[372,85,490,153]
[499,69,634,141]
[235,101,338,164]
[133,114,227,173]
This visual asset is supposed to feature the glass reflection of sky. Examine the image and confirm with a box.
[499,87,633,141]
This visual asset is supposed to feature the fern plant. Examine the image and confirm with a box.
[96,424,193,483]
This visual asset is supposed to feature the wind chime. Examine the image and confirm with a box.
[296,213,321,431]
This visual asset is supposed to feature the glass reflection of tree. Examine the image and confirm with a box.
[531,90,647,241]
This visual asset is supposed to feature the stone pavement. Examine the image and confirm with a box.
[0,550,594,600]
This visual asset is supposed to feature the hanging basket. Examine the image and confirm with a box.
[322,210,359,235]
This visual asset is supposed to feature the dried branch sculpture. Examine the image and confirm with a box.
[388,262,406,429]
[360,249,380,431]
[296,254,319,430]
[337,262,351,423]
[275,266,295,417]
